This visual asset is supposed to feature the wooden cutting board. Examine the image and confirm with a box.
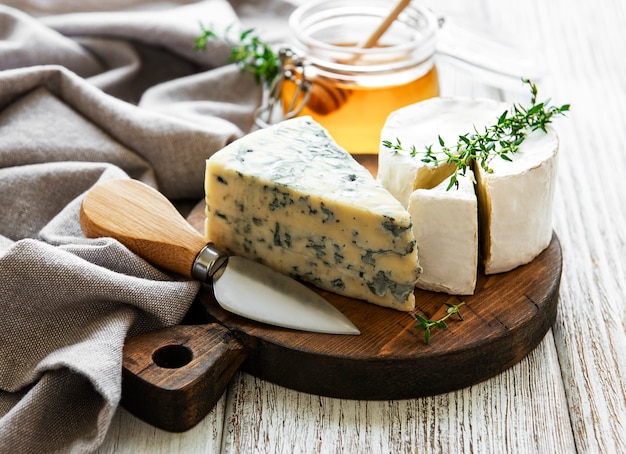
[120,156,562,432]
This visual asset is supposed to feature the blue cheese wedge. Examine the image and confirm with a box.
[205,117,420,311]
[408,170,478,295]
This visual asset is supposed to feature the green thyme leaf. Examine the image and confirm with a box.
[382,79,570,190]
[414,302,465,344]
[194,24,279,87]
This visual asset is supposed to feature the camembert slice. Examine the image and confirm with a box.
[205,117,420,311]
[408,170,478,295]
[476,126,559,274]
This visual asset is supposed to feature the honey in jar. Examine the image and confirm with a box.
[281,0,439,155]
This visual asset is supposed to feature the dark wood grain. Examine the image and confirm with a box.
[188,194,561,399]
[195,233,561,400]
[125,156,561,431]
[121,323,247,432]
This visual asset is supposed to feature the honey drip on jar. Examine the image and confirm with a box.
[283,0,439,154]
[281,64,439,155]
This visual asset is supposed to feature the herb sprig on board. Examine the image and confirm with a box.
[414,302,465,344]
[194,25,279,87]
[382,79,570,191]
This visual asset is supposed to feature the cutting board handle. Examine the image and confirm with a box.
[121,323,247,432]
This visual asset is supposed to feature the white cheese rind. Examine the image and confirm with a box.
[408,170,478,295]
[476,127,559,274]
[205,117,420,311]
[378,96,560,284]
[378,97,507,208]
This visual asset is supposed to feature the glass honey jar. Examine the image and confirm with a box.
[276,0,439,155]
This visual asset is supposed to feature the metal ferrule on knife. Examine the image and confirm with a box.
[191,244,229,283]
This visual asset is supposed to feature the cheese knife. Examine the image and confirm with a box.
[79,178,360,335]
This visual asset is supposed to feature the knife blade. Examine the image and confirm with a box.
[79,178,360,335]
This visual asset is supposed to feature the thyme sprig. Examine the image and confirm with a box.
[194,25,279,87]
[414,302,465,344]
[383,79,570,190]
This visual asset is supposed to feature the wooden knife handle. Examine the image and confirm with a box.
[80,179,207,278]
[121,323,247,432]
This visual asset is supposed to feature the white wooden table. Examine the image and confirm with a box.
[96,0,626,452]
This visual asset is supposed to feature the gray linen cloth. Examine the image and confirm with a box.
[0,0,291,452]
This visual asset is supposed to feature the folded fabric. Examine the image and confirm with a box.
[0,1,239,103]
[0,1,290,452]
[0,64,260,199]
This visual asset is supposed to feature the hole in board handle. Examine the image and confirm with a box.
[152,345,193,369]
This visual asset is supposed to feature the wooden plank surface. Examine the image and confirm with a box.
[222,334,576,453]
[96,0,626,452]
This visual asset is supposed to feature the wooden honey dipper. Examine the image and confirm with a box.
[305,0,412,115]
